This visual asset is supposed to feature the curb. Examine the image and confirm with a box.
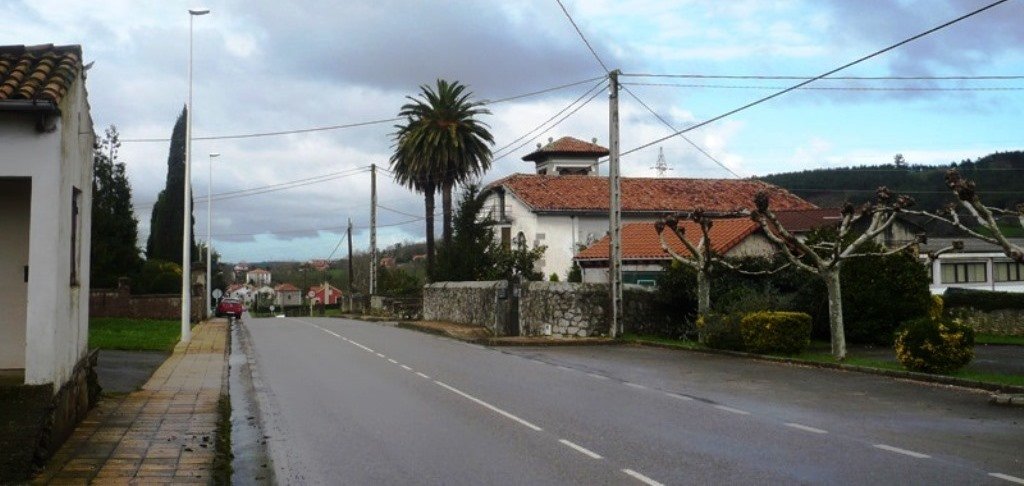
[627,339,1024,395]
[990,394,1024,407]
[393,321,618,347]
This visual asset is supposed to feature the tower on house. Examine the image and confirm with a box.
[521,136,609,176]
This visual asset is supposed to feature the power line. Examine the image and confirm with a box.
[617,0,1013,159]
[554,0,609,73]
[622,82,1024,92]
[621,73,1024,81]
[206,215,431,239]
[494,83,608,163]
[620,84,741,178]
[482,76,607,105]
[492,78,608,159]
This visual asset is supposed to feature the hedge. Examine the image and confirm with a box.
[894,317,974,374]
[943,287,1024,312]
[740,311,812,355]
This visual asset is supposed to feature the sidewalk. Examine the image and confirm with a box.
[32,320,230,485]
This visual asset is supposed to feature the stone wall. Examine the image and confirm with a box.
[423,281,509,335]
[90,282,204,321]
[519,282,609,337]
[952,308,1024,336]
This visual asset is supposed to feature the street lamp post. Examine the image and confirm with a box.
[182,7,210,343]
[206,152,220,318]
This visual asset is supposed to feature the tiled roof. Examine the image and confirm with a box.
[522,137,610,162]
[772,208,842,232]
[0,44,82,105]
[274,283,300,292]
[487,174,816,213]
[248,269,269,274]
[576,218,760,262]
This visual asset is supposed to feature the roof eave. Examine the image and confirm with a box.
[0,99,59,114]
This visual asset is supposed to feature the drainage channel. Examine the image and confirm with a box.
[229,318,275,485]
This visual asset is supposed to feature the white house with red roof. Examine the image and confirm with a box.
[246,268,271,286]
[309,283,343,306]
[480,136,816,279]
[273,283,302,307]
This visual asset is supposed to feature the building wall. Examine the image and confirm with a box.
[925,253,1024,294]
[275,291,302,307]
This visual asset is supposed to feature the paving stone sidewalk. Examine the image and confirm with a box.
[32,320,229,485]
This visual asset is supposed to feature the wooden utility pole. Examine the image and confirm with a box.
[608,69,622,338]
[369,163,378,295]
[346,218,354,294]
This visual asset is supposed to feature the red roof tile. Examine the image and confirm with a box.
[487,174,816,213]
[522,136,609,162]
[274,283,300,292]
[576,218,761,262]
[0,44,82,105]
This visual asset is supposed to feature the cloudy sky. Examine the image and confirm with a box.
[5,0,1023,262]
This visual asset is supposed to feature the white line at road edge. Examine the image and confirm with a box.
[624,382,648,390]
[713,405,750,415]
[622,468,665,486]
[433,380,543,432]
[558,439,602,459]
[587,373,609,380]
[665,392,694,401]
[990,473,1024,484]
[784,422,828,434]
[873,444,931,459]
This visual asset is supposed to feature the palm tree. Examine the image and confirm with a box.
[389,79,494,274]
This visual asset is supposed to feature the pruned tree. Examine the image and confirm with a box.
[750,188,917,360]
[905,169,1023,262]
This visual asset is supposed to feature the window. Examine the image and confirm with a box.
[71,186,82,286]
[940,262,986,284]
[995,262,1024,282]
[636,279,657,287]
[501,227,511,251]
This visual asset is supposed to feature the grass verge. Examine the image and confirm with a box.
[976,333,1024,346]
[89,318,182,351]
[625,334,1024,389]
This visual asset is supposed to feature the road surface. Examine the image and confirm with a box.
[242,316,1023,485]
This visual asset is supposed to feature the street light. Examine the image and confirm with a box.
[182,7,210,343]
[206,152,220,318]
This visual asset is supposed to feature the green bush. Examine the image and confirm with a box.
[838,252,932,345]
[929,295,944,320]
[696,313,745,351]
[943,287,1024,312]
[740,311,812,355]
[894,317,975,374]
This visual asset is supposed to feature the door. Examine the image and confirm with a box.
[0,178,30,370]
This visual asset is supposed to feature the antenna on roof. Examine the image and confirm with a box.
[651,147,673,177]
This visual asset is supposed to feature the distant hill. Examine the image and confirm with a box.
[757,151,1024,211]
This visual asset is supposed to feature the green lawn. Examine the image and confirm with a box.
[89,318,183,351]
[976,333,1024,346]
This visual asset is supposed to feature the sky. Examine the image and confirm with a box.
[4,0,1023,262]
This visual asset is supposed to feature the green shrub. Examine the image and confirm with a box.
[696,313,745,351]
[549,273,559,282]
[894,317,974,374]
[929,295,944,320]
[740,311,812,355]
[839,252,932,345]
[943,287,1024,312]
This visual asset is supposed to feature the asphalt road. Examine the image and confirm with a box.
[243,316,1024,485]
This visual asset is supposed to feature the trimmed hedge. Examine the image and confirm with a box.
[943,287,1024,312]
[740,311,812,355]
[696,313,745,351]
[894,318,974,374]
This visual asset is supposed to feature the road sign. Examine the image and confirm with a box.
[307,290,316,299]
[212,289,223,299]
[269,305,275,312]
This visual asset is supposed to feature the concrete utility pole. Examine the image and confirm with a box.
[608,69,623,338]
[182,8,210,343]
[346,218,354,291]
[369,163,378,296]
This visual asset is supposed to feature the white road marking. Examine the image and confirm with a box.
[990,473,1024,484]
[713,405,750,415]
[622,468,664,486]
[415,372,431,379]
[784,423,828,434]
[873,444,931,459]
[433,380,543,432]
[387,358,398,364]
[555,365,574,371]
[664,392,694,401]
[558,439,602,459]
[375,353,386,358]
[400,365,412,371]
[624,382,648,390]
[586,373,609,380]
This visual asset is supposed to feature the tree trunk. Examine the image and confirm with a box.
[697,267,711,316]
[442,181,453,248]
[824,268,847,360]
[424,184,436,278]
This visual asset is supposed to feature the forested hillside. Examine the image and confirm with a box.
[758,151,1024,210]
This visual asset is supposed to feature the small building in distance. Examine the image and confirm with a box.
[274,283,302,307]
[246,268,271,286]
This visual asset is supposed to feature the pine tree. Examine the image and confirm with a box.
[90,125,143,288]
[146,107,197,263]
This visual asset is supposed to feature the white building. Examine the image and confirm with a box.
[246,268,271,286]
[921,238,1024,294]
[480,136,816,279]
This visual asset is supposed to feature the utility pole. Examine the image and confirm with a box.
[347,218,354,294]
[608,69,623,339]
[369,163,378,296]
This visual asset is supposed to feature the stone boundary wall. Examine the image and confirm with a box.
[952,308,1024,336]
[423,280,661,338]
[90,287,204,321]
[423,281,509,335]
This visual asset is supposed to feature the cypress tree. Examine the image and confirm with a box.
[90,125,143,288]
[146,106,197,262]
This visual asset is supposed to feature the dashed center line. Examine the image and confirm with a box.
[555,365,574,371]
[400,365,413,371]
[415,372,431,379]
[558,439,602,459]
[873,444,931,459]
[664,392,694,401]
[375,352,386,358]
[624,382,648,390]
[433,380,543,432]
[586,372,609,380]
[713,405,750,415]
[991,473,1024,484]
[784,422,828,434]
[622,468,665,486]
[387,358,398,364]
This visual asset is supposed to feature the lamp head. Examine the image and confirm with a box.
[209,152,221,158]
[189,8,211,15]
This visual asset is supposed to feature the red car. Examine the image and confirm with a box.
[215,298,244,318]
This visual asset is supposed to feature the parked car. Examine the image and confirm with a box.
[216,298,244,318]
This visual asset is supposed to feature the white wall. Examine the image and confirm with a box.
[0,179,31,369]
